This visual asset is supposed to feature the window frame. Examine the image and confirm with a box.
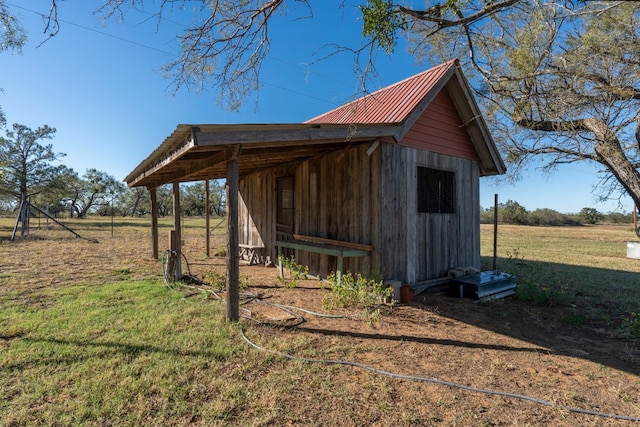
[416,166,456,214]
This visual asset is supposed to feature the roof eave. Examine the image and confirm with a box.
[446,64,506,176]
[125,123,400,188]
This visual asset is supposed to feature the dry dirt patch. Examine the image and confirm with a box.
[1,222,639,425]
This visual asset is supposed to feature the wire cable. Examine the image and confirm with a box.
[240,328,640,423]
[160,251,640,421]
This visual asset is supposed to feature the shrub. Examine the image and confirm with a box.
[580,207,603,224]
[322,271,392,309]
[500,200,529,225]
[504,248,570,307]
[528,208,580,226]
[277,255,308,287]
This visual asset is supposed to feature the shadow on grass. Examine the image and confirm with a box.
[424,256,640,375]
[2,336,229,371]
[298,256,640,376]
[295,326,555,355]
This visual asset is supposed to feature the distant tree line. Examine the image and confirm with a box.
[0,179,226,219]
[0,122,225,219]
[481,200,634,226]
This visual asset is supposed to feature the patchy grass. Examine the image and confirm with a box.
[481,223,640,334]
[0,280,238,425]
[1,217,639,425]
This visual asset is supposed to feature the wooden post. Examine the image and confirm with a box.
[20,194,27,237]
[173,182,182,279]
[167,229,176,281]
[226,150,240,322]
[493,193,498,272]
[205,180,211,257]
[150,187,159,259]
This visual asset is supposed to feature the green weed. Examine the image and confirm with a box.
[502,247,570,307]
[203,269,248,290]
[0,281,244,425]
[277,255,308,287]
[621,312,640,338]
[322,271,392,310]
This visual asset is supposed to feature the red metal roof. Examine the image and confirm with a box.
[305,60,457,125]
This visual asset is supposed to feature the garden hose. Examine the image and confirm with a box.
[240,328,640,423]
[160,250,640,422]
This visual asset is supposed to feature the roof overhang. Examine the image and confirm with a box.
[392,62,506,176]
[125,123,400,188]
[443,65,506,176]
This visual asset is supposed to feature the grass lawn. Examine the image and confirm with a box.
[1,217,639,425]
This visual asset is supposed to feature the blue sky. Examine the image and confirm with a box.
[1,1,633,214]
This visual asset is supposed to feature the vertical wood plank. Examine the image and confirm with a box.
[409,147,420,283]
[370,141,382,276]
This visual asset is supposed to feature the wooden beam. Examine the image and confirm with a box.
[292,234,374,252]
[172,182,182,278]
[161,150,228,184]
[226,149,240,322]
[150,187,159,259]
[194,125,399,146]
[127,138,196,187]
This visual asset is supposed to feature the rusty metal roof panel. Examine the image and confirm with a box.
[305,60,457,125]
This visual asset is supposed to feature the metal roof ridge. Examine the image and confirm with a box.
[304,59,458,125]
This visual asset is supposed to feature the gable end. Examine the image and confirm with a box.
[397,89,481,161]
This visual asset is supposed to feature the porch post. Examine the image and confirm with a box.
[150,187,159,259]
[226,146,240,322]
[205,180,211,257]
[173,182,182,278]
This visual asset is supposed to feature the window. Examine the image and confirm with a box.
[417,167,456,213]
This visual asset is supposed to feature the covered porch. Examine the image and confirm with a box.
[124,123,399,320]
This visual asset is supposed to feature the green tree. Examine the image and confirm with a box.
[66,169,125,218]
[30,165,77,217]
[500,200,528,225]
[0,0,27,125]
[117,187,150,217]
[528,208,578,227]
[156,185,173,217]
[580,207,603,225]
[0,0,26,54]
[181,180,226,217]
[605,211,632,224]
[0,123,64,204]
[182,182,207,216]
[18,2,640,209]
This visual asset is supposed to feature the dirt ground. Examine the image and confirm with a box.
[238,267,640,425]
[2,228,640,425]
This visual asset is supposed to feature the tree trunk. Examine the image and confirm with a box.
[585,119,640,209]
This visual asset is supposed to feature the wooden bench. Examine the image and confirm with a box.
[239,244,265,265]
[275,235,373,284]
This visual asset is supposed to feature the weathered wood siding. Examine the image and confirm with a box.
[238,163,296,256]
[381,143,480,283]
[239,140,480,283]
[238,142,382,278]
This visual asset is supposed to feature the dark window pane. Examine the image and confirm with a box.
[417,167,456,213]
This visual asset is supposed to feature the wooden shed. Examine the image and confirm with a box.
[125,59,505,287]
